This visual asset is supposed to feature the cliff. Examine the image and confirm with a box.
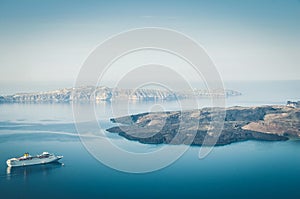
[0,86,241,103]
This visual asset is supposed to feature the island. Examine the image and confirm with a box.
[107,104,300,146]
[0,86,241,103]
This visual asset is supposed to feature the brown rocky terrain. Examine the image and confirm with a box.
[107,105,300,146]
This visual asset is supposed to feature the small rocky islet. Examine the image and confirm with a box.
[107,103,300,146]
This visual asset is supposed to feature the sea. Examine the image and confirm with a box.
[0,80,300,199]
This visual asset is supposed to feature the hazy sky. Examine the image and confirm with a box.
[0,0,299,84]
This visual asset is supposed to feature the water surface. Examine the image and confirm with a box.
[1,80,300,199]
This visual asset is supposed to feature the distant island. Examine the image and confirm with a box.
[107,103,300,146]
[0,86,241,103]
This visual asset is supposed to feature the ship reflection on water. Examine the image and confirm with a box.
[6,162,64,180]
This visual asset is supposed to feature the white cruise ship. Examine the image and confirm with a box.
[6,152,63,167]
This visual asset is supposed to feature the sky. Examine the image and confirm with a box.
[0,0,299,86]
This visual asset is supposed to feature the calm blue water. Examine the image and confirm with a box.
[0,81,300,199]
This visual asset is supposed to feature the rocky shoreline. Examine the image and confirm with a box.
[107,105,300,146]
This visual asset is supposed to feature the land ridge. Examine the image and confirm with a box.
[0,86,241,103]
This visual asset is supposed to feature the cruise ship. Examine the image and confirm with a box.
[6,152,63,167]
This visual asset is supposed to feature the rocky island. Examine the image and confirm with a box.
[107,104,300,146]
[0,86,241,103]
